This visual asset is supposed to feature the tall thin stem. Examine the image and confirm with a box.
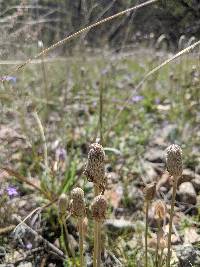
[96,221,101,267]
[99,81,103,145]
[145,201,149,267]
[62,218,75,263]
[155,219,161,267]
[166,176,178,267]
[93,186,100,267]
[78,218,84,267]
[32,111,48,172]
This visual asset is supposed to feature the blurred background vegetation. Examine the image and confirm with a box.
[1,0,200,60]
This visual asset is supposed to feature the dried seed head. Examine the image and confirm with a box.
[160,237,167,249]
[84,143,106,191]
[143,182,156,202]
[70,187,85,218]
[154,200,166,221]
[166,144,182,178]
[58,193,69,216]
[91,195,107,222]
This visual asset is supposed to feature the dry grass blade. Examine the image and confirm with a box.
[13,197,58,233]
[1,0,158,78]
[104,39,200,140]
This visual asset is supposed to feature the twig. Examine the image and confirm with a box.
[13,215,67,260]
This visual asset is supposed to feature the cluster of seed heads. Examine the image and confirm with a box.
[70,187,86,218]
[84,143,106,192]
[166,144,183,178]
[143,182,156,202]
[91,195,107,222]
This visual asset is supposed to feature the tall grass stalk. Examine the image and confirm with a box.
[70,188,86,267]
[94,186,100,267]
[32,110,48,172]
[143,182,156,267]
[78,218,84,267]
[145,201,149,267]
[166,177,178,267]
[166,144,182,267]
[99,82,103,145]
[91,195,107,267]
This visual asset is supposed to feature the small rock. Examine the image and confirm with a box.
[176,244,196,267]
[104,219,134,235]
[191,175,200,193]
[140,160,158,184]
[184,227,200,244]
[178,169,195,185]
[144,148,164,163]
[178,182,197,205]
[18,263,32,267]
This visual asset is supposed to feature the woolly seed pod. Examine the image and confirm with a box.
[154,200,166,221]
[91,195,107,222]
[71,187,85,218]
[166,144,182,178]
[58,193,69,216]
[143,182,156,202]
[84,143,106,191]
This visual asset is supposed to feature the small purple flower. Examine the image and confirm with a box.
[26,242,32,250]
[56,147,67,162]
[131,95,144,103]
[6,186,18,197]
[1,76,17,83]
[155,98,160,104]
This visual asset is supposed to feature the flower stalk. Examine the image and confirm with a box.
[165,144,182,267]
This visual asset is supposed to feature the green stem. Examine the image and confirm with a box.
[93,186,100,267]
[155,219,161,267]
[166,176,178,267]
[62,218,75,262]
[96,221,101,267]
[145,201,149,267]
[99,81,103,145]
[78,218,84,267]
[32,111,48,172]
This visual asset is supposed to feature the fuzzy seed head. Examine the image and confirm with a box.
[143,182,156,202]
[160,237,167,249]
[154,200,166,221]
[70,187,85,218]
[166,144,182,178]
[84,143,106,191]
[58,193,69,216]
[91,195,107,222]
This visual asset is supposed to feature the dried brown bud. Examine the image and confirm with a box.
[70,187,85,218]
[84,143,106,191]
[58,193,69,216]
[91,195,107,222]
[160,237,167,249]
[143,182,156,202]
[154,200,166,221]
[166,144,182,178]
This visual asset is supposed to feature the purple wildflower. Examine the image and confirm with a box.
[26,242,32,250]
[131,95,144,103]
[155,98,160,104]
[6,186,18,197]
[56,147,67,162]
[2,76,17,83]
